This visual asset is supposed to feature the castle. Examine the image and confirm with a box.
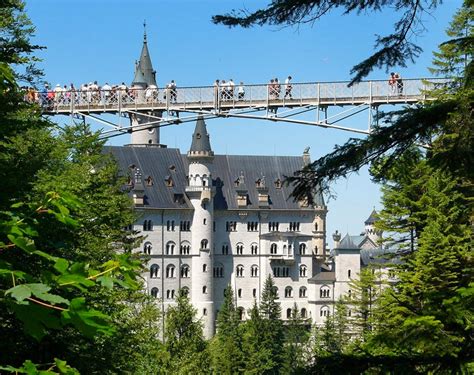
[105,33,392,338]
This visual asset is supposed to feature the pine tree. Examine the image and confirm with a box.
[164,288,209,374]
[282,303,310,374]
[211,285,244,374]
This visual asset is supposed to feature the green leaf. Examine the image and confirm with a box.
[10,302,62,341]
[96,275,113,288]
[7,234,36,253]
[6,283,70,306]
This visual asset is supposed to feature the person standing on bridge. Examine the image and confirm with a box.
[238,82,245,100]
[284,76,293,99]
[229,79,235,100]
[395,73,403,95]
[214,80,220,108]
[388,72,396,95]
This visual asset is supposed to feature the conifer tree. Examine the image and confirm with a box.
[282,303,310,374]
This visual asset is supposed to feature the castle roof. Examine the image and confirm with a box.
[132,31,156,87]
[189,116,212,154]
[105,146,326,210]
[338,234,359,250]
[364,209,378,225]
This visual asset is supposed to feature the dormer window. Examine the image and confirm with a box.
[145,176,153,186]
[275,179,282,189]
[164,175,174,187]
[234,178,240,187]
[169,164,176,172]
[126,176,133,186]
[256,178,263,187]
[196,133,201,139]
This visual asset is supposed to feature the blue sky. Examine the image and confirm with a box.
[25,0,461,245]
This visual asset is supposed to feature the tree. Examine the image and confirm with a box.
[164,289,209,374]
[213,0,441,84]
[211,285,244,374]
[282,303,310,374]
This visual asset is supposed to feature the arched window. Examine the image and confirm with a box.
[203,308,207,316]
[314,222,318,231]
[348,269,352,278]
[238,288,242,298]
[251,265,259,277]
[166,265,175,278]
[299,286,307,298]
[285,286,293,298]
[166,289,175,299]
[251,243,258,255]
[299,265,307,278]
[181,286,189,297]
[253,288,257,298]
[150,287,159,298]
[236,265,244,277]
[299,243,306,255]
[150,264,159,279]
[201,239,208,250]
[270,243,277,254]
[166,241,175,255]
[301,308,307,318]
[143,242,152,255]
[202,285,207,294]
[320,286,331,298]
[236,243,244,255]
[180,241,191,255]
[272,286,279,297]
[181,264,190,278]
[287,308,292,319]
[320,305,330,317]
[213,263,224,278]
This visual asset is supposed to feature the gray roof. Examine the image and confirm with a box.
[364,209,378,225]
[189,117,212,153]
[360,247,402,266]
[338,234,359,250]
[132,33,156,87]
[349,235,366,247]
[104,146,326,211]
[309,272,336,283]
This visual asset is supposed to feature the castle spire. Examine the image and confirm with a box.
[132,23,157,87]
[188,116,214,156]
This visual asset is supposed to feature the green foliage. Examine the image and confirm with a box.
[282,304,310,374]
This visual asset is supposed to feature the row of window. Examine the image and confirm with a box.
[144,241,311,256]
[273,265,308,278]
[142,220,306,233]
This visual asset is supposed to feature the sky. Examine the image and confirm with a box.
[25,0,462,246]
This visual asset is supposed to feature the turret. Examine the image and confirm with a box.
[364,209,382,244]
[186,116,215,338]
[129,23,161,147]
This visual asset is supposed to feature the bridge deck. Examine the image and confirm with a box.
[37,78,442,115]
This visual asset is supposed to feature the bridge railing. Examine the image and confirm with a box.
[31,78,448,113]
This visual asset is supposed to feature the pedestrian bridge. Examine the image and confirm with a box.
[38,78,443,115]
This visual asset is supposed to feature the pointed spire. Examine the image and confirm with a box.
[188,116,213,156]
[364,209,378,225]
[132,23,157,87]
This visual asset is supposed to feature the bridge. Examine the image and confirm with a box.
[38,77,444,139]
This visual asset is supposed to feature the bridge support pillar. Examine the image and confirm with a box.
[130,111,162,146]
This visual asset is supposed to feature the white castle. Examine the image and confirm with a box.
[105,34,391,338]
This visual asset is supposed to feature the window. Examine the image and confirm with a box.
[238,288,242,298]
[320,306,330,317]
[273,267,289,278]
[236,265,244,278]
[268,222,279,231]
[180,242,190,255]
[166,265,175,278]
[251,243,258,255]
[348,269,352,278]
[181,264,190,278]
[238,307,244,320]
[150,264,159,278]
[270,243,277,254]
[181,287,189,297]
[320,286,331,298]
[285,286,293,298]
[226,221,237,232]
[166,289,175,299]
[301,308,307,318]
[222,244,229,255]
[213,264,224,278]
[150,287,159,298]
[251,265,259,277]
[143,220,153,231]
[143,242,152,255]
[203,218,207,225]
[180,220,191,231]
[247,221,259,231]
[287,308,292,319]
[274,179,282,189]
[348,290,352,298]
[203,264,208,272]
[166,242,175,255]
[314,222,319,231]
[253,288,257,298]
[203,308,207,316]
[166,220,175,232]
[236,243,244,255]
[201,239,208,250]
[289,222,300,231]
[202,285,207,294]
[146,175,155,186]
[299,265,307,278]
[299,286,307,298]
[299,243,306,255]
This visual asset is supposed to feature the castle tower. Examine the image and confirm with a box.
[130,26,161,146]
[364,209,382,244]
[185,117,215,338]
